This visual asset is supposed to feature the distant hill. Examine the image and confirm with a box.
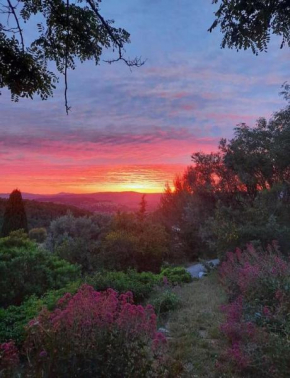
[0,198,92,231]
[0,192,162,213]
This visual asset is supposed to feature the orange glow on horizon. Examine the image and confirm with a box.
[0,164,186,195]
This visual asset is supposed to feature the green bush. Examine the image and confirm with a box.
[46,212,111,273]
[150,290,180,314]
[160,266,192,285]
[29,227,47,243]
[86,270,159,303]
[99,212,169,273]
[0,281,81,344]
[0,234,80,307]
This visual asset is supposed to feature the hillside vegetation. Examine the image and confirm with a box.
[1,93,290,377]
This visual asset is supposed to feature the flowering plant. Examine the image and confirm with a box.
[0,341,19,378]
[25,285,167,377]
[218,243,290,377]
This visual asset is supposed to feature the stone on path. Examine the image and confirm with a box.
[186,259,220,279]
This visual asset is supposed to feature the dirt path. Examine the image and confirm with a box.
[166,273,230,377]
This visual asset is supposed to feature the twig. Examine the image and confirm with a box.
[6,0,24,51]
[86,0,145,68]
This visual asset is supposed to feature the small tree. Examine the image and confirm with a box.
[137,194,147,223]
[1,190,28,237]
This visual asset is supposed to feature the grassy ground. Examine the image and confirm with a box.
[164,273,232,378]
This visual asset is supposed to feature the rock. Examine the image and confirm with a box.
[158,327,170,335]
[208,258,220,267]
[186,263,206,278]
[199,329,207,338]
[186,259,220,279]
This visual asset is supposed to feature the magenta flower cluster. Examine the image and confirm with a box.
[0,341,19,374]
[24,285,167,376]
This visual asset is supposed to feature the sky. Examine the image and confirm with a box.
[1,0,289,194]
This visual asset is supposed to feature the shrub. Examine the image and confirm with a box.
[86,270,159,303]
[0,234,80,307]
[98,230,139,271]
[46,212,111,272]
[150,290,180,314]
[0,281,81,345]
[160,267,192,285]
[218,243,290,377]
[55,237,100,273]
[100,212,169,273]
[24,285,168,377]
[29,227,47,243]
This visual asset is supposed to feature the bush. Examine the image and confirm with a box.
[150,290,180,314]
[0,281,81,345]
[23,285,168,377]
[160,267,192,285]
[46,212,111,272]
[99,212,169,273]
[0,233,80,307]
[218,243,290,377]
[86,270,159,303]
[55,237,100,273]
[29,227,47,243]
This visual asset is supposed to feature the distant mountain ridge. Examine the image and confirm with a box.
[0,192,163,213]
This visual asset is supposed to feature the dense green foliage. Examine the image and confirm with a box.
[0,231,80,307]
[100,212,169,272]
[86,270,159,303]
[1,190,28,237]
[210,0,290,54]
[0,265,190,346]
[160,267,192,285]
[0,281,81,344]
[150,290,180,314]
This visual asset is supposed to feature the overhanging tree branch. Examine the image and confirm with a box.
[6,0,24,51]
[86,0,145,68]
[64,0,70,114]
[0,0,145,111]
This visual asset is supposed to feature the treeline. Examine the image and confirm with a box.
[0,198,91,231]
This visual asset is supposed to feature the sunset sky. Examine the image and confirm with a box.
[1,0,289,194]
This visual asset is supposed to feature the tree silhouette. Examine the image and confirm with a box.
[137,194,147,223]
[2,189,28,236]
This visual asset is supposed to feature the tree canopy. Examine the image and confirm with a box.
[0,0,143,112]
[209,0,290,54]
